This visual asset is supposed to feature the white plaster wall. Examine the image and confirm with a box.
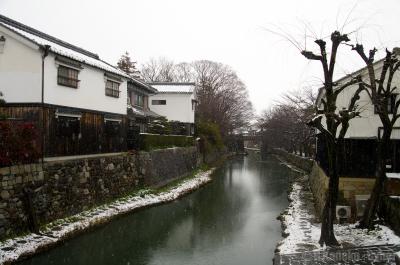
[0,27,42,102]
[44,54,127,115]
[149,93,195,123]
[319,60,400,139]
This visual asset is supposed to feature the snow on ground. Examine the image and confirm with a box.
[0,169,215,264]
[277,175,400,255]
[387,173,400,180]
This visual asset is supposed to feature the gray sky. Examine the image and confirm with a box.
[1,0,400,114]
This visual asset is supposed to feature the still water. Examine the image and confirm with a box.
[19,156,293,265]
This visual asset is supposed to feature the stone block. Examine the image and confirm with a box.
[0,190,10,200]
[38,171,44,181]
[30,164,36,172]
[2,181,7,188]
[18,165,25,174]
[10,166,19,175]
[0,167,10,176]
[15,176,22,184]
[24,164,31,173]
[106,163,114,171]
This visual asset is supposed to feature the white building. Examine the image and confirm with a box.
[315,51,400,176]
[0,14,130,157]
[149,82,196,135]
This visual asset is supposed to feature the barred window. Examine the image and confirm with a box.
[136,94,144,107]
[58,65,79,88]
[105,80,120,98]
[374,94,397,114]
[152,100,166,105]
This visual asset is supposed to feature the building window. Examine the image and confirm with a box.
[152,100,166,105]
[105,120,121,136]
[105,80,120,98]
[136,94,144,107]
[374,94,397,114]
[58,65,79,88]
[192,99,197,110]
[388,94,397,114]
[56,116,81,137]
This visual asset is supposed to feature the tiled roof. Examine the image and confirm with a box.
[0,14,129,78]
[149,82,195,93]
[128,106,160,118]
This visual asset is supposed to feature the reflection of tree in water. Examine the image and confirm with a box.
[19,157,290,265]
[257,161,296,198]
[187,163,251,249]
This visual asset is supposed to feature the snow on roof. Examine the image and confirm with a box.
[0,14,128,78]
[149,82,195,93]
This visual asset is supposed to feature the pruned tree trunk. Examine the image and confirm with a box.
[319,135,340,245]
[359,129,391,229]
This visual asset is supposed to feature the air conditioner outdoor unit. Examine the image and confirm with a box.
[336,206,351,222]
[355,195,370,217]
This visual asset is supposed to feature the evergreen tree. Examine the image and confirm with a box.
[117,51,141,78]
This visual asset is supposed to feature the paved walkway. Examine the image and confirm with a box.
[275,244,400,264]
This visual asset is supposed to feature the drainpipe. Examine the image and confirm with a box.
[40,45,50,163]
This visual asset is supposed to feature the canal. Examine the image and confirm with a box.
[19,155,293,265]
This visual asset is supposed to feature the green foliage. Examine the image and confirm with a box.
[117,51,141,78]
[196,120,224,153]
[147,117,172,135]
[139,133,194,151]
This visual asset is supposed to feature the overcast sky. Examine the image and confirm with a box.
[1,0,400,115]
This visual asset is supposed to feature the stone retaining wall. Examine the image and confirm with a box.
[381,196,400,235]
[273,148,377,220]
[309,162,375,219]
[140,147,199,186]
[272,148,314,172]
[0,146,200,240]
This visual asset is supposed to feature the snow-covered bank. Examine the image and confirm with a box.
[0,169,215,264]
[276,174,400,255]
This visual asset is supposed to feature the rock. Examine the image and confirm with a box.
[10,166,19,175]
[106,163,115,170]
[38,171,44,181]
[0,167,10,176]
[0,190,10,200]
[16,176,22,184]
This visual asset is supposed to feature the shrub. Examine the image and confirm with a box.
[139,133,194,151]
[0,120,40,167]
[196,120,224,153]
[147,117,172,135]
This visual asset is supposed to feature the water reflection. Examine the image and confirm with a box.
[19,156,291,265]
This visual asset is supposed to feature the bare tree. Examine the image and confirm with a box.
[140,58,254,135]
[302,31,364,246]
[351,47,400,229]
[192,60,253,135]
[141,57,175,82]
[259,88,317,157]
[173,62,195,82]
